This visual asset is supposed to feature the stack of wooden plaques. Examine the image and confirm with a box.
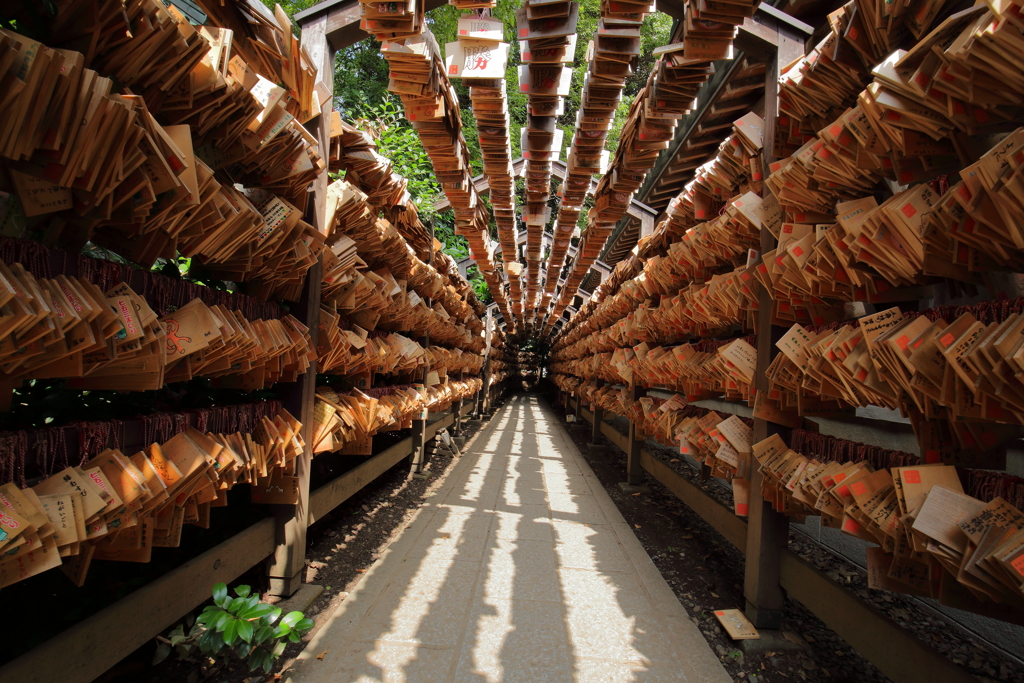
[752,431,1024,605]
[563,0,657,205]
[381,29,513,327]
[550,113,770,360]
[0,263,313,403]
[540,205,582,312]
[327,117,434,260]
[194,0,326,122]
[544,0,761,331]
[0,5,325,301]
[0,411,303,588]
[312,376,482,454]
[360,0,425,41]
[451,0,497,9]
[321,179,485,348]
[761,303,1024,438]
[515,0,580,324]
[444,13,521,323]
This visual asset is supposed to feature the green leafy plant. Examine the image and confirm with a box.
[154,583,314,674]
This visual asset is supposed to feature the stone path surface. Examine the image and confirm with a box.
[286,395,732,683]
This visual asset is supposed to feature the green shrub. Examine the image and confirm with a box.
[154,583,314,674]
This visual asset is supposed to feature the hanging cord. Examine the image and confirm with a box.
[0,431,28,487]
[32,426,69,477]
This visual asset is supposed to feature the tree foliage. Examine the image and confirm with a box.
[273,1,670,307]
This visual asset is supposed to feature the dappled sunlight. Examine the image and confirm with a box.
[509,430,525,455]
[288,396,720,683]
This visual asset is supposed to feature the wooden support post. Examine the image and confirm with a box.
[411,333,430,473]
[625,384,646,486]
[482,357,492,415]
[741,17,806,630]
[452,370,465,436]
[267,13,331,597]
[590,379,604,445]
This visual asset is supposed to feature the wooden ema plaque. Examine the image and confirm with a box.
[341,435,373,456]
[714,609,759,640]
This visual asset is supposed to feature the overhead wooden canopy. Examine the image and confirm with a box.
[295,0,697,51]
[574,6,813,296]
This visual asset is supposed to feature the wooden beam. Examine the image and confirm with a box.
[308,438,414,524]
[639,450,748,549]
[267,13,331,597]
[779,554,976,683]
[742,12,806,631]
[574,404,976,683]
[307,406,463,525]
[296,0,449,51]
[0,518,276,683]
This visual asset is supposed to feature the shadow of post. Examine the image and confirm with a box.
[289,394,713,683]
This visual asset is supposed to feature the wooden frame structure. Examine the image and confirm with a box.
[569,403,978,683]
[552,6,814,323]
[557,7,813,632]
[553,6,1024,676]
[0,9,495,682]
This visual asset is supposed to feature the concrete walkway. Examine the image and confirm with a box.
[286,395,731,683]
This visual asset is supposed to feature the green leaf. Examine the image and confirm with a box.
[295,618,314,633]
[197,605,221,624]
[223,618,239,645]
[237,619,254,643]
[241,603,277,621]
[273,640,287,658]
[170,624,184,639]
[169,634,187,646]
[199,628,222,654]
[242,594,260,614]
[262,650,274,673]
[288,631,301,643]
[234,585,251,598]
[153,642,172,665]
[212,582,228,607]
[214,610,233,632]
[280,611,304,629]
[266,607,283,625]
[273,622,291,639]
[254,624,274,645]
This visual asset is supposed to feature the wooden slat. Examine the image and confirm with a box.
[268,14,331,596]
[0,518,276,683]
[308,409,462,525]
[779,554,976,683]
[308,438,415,524]
[639,450,748,549]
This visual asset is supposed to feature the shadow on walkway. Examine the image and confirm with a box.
[286,395,729,683]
